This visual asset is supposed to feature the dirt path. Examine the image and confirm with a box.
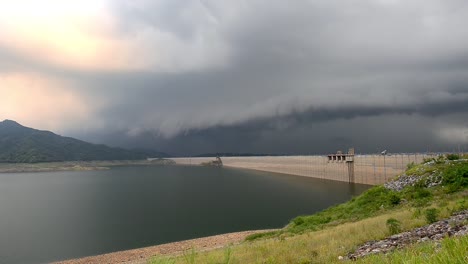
[54,229,275,264]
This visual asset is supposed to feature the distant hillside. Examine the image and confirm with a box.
[0,120,167,163]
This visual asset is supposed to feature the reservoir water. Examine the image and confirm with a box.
[0,165,370,263]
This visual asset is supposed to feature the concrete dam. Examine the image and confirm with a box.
[171,153,435,185]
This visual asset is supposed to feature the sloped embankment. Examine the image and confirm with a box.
[348,210,468,260]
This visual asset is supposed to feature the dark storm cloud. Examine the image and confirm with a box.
[85,0,468,132]
[81,101,468,156]
[88,112,464,156]
[2,0,468,154]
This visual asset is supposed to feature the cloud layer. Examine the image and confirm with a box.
[1,0,468,154]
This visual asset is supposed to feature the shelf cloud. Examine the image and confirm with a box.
[1,0,468,154]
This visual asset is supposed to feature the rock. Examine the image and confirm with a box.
[419,237,429,242]
[347,210,468,260]
[384,171,443,192]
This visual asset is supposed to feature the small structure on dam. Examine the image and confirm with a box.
[327,148,355,163]
[328,148,355,183]
[201,156,223,167]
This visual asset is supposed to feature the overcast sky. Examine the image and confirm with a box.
[1,0,468,155]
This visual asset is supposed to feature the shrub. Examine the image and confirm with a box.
[442,163,468,193]
[415,188,431,199]
[291,215,332,231]
[386,218,402,235]
[435,155,446,164]
[293,217,305,226]
[425,208,439,224]
[406,162,416,170]
[405,185,432,200]
[446,154,460,161]
[388,193,401,205]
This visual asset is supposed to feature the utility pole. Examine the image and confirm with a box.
[383,154,387,182]
[464,127,468,155]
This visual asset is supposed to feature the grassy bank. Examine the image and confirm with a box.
[149,154,467,264]
[358,236,467,264]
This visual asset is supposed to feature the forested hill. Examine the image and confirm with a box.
[0,120,166,163]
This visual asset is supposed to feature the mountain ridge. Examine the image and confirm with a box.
[0,120,167,163]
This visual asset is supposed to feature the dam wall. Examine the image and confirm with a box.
[172,154,435,185]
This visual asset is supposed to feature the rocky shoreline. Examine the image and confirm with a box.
[347,210,468,260]
[54,229,275,264]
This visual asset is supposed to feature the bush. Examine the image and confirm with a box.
[446,154,460,161]
[293,217,305,226]
[400,179,433,207]
[425,208,439,224]
[405,185,432,200]
[388,193,401,205]
[386,218,402,235]
[406,162,416,170]
[442,163,468,193]
[435,155,446,164]
[292,215,332,230]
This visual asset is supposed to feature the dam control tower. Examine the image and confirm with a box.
[327,148,355,183]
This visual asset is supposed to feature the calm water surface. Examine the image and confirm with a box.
[0,166,370,263]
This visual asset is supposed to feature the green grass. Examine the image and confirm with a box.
[244,185,407,240]
[148,157,468,264]
[275,158,466,237]
[442,162,468,193]
[149,256,176,264]
[386,218,402,234]
[357,236,468,264]
[287,186,399,231]
[155,194,466,264]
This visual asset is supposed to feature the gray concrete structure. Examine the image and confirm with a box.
[172,153,436,185]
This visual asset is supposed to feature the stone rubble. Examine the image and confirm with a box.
[347,210,468,260]
[384,174,422,191]
[384,172,442,192]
